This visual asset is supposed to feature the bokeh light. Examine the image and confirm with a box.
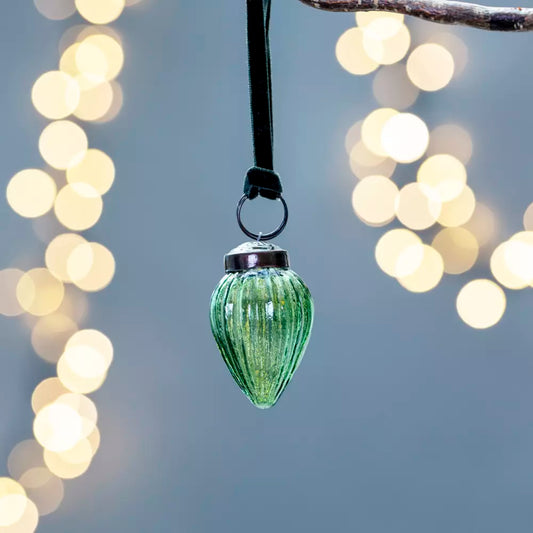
[491,233,533,287]
[45,233,87,282]
[39,120,88,170]
[75,0,125,24]
[60,31,124,94]
[75,25,123,48]
[361,107,398,157]
[32,378,71,415]
[437,185,476,227]
[349,141,397,179]
[381,113,429,163]
[427,124,473,164]
[94,80,124,122]
[407,43,455,91]
[394,242,424,279]
[33,393,97,457]
[375,229,422,277]
[67,242,116,292]
[363,24,411,66]
[87,427,101,455]
[350,140,386,168]
[490,241,528,290]
[344,121,361,154]
[7,170,57,218]
[397,244,444,293]
[417,154,467,202]
[431,32,469,75]
[31,314,78,363]
[31,71,80,119]
[34,0,76,20]
[463,203,497,247]
[57,329,113,393]
[336,28,378,76]
[523,202,533,231]
[395,182,441,230]
[60,43,98,88]
[1,498,39,532]
[83,33,124,80]
[19,467,64,516]
[61,343,110,380]
[372,64,419,110]
[75,40,109,84]
[55,393,97,438]
[16,268,65,317]
[57,355,107,394]
[33,402,83,452]
[74,80,114,121]
[0,478,27,527]
[457,279,506,329]
[60,42,82,75]
[54,183,103,231]
[43,439,93,479]
[511,231,533,247]
[66,149,115,194]
[7,441,45,480]
[351,175,398,226]
[432,227,479,274]
[505,237,533,284]
[66,329,113,366]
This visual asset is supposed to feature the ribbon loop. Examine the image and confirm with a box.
[239,0,288,241]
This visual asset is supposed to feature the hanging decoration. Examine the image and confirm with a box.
[210,0,314,409]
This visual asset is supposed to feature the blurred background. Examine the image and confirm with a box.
[1,0,533,531]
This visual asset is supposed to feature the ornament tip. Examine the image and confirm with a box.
[250,399,277,410]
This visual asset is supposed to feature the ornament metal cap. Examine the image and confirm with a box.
[224,241,290,272]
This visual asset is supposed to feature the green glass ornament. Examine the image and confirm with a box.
[210,242,314,409]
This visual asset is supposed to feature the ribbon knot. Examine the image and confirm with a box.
[243,166,283,200]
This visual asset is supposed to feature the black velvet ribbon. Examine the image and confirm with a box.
[243,0,283,200]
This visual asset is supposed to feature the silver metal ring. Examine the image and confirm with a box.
[236,195,288,241]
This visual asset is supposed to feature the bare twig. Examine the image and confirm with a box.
[298,0,533,31]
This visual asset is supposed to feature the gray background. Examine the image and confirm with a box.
[2,1,533,531]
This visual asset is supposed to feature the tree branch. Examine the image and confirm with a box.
[298,0,533,31]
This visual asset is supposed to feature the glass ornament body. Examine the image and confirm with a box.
[210,242,314,409]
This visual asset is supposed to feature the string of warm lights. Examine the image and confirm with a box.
[0,1,142,530]
[336,13,533,330]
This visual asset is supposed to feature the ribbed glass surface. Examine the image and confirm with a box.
[210,268,313,409]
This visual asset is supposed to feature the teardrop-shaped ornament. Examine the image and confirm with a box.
[210,242,314,409]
